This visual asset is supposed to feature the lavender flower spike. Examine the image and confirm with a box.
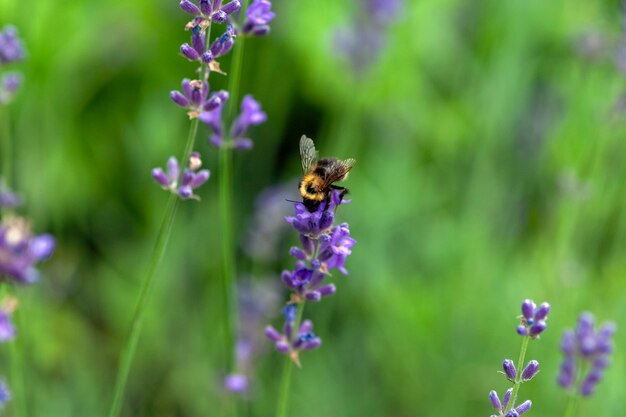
[152,152,210,200]
[557,312,616,396]
[0,72,23,105]
[0,26,25,65]
[517,299,550,338]
[242,0,276,36]
[264,304,321,366]
[0,217,55,284]
[170,78,225,118]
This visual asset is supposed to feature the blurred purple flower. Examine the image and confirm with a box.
[152,152,210,200]
[0,308,15,342]
[557,312,616,396]
[0,217,55,284]
[0,26,25,66]
[0,72,23,105]
[334,0,403,73]
[170,78,226,119]
[224,278,280,395]
[242,0,275,36]
[0,380,9,409]
[0,182,21,209]
[201,94,266,150]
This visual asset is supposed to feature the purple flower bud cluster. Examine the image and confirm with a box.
[152,152,210,200]
[502,359,540,382]
[265,304,321,367]
[0,26,25,105]
[180,0,242,29]
[170,78,227,119]
[265,190,355,364]
[201,94,267,150]
[488,299,549,416]
[242,0,276,36]
[0,215,55,285]
[334,0,403,73]
[223,279,280,395]
[489,389,532,417]
[517,299,550,338]
[557,312,616,397]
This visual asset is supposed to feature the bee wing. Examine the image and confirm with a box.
[300,135,319,173]
[322,158,356,187]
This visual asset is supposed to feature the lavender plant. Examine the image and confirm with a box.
[557,312,616,417]
[488,299,550,417]
[265,190,356,417]
[109,1,275,415]
[1,25,55,416]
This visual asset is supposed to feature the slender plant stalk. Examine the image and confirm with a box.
[1,107,13,186]
[563,360,584,417]
[107,118,200,417]
[9,293,27,417]
[275,303,305,417]
[1,107,26,417]
[505,335,530,413]
[218,1,249,372]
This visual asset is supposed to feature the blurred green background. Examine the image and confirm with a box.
[1,0,625,415]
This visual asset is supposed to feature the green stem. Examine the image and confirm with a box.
[219,145,237,371]
[9,296,27,417]
[563,359,585,417]
[1,107,12,186]
[217,0,250,373]
[107,118,200,417]
[506,335,530,412]
[275,304,305,417]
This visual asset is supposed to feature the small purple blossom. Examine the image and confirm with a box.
[557,312,616,396]
[152,152,210,200]
[521,360,539,381]
[180,26,214,64]
[224,373,248,393]
[209,25,236,59]
[201,93,266,150]
[180,0,241,29]
[170,78,225,118]
[0,26,25,66]
[502,359,516,381]
[0,182,21,209]
[0,217,54,285]
[0,307,15,342]
[0,380,10,409]
[265,304,321,366]
[517,299,550,338]
[242,0,275,36]
[0,72,23,105]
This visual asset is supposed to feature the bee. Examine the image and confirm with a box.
[298,135,356,212]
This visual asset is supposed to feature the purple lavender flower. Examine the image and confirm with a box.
[521,360,539,381]
[224,373,248,393]
[0,182,21,208]
[502,359,517,381]
[0,72,23,105]
[180,26,214,64]
[557,312,616,396]
[0,217,55,284]
[209,24,236,59]
[242,0,275,36]
[0,380,10,409]
[180,0,241,29]
[170,78,226,118]
[152,152,210,200]
[265,304,321,366]
[0,26,25,66]
[223,278,280,394]
[0,300,16,342]
[201,93,267,150]
[517,299,550,338]
[334,0,403,73]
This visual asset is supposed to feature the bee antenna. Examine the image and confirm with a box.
[285,199,300,204]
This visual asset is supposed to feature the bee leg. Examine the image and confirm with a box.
[330,185,349,208]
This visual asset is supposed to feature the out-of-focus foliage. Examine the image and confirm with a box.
[1,0,625,415]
